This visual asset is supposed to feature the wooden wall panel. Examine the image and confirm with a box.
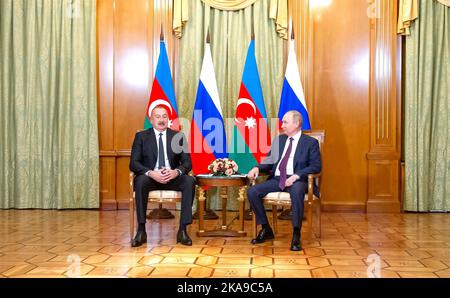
[116,157,132,209]
[401,162,405,209]
[98,0,115,209]
[97,0,114,151]
[311,0,371,212]
[99,157,116,210]
[366,0,401,212]
[114,0,151,150]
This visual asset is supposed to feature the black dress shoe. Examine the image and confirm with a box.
[131,231,147,247]
[251,227,275,244]
[177,230,192,246]
[290,232,302,251]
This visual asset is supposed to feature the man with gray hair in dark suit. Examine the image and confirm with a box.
[247,110,321,251]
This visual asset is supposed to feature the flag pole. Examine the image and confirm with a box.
[147,23,178,220]
[191,25,221,221]
[243,4,258,221]
[291,21,295,41]
[251,4,255,40]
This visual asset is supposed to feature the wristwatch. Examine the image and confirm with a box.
[176,169,183,176]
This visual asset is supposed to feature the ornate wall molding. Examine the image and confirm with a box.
[367,0,402,212]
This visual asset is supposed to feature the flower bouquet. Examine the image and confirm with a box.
[208,158,239,176]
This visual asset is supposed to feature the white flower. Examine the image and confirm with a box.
[208,158,238,175]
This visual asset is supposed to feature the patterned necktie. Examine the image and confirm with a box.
[278,137,294,190]
[158,133,165,168]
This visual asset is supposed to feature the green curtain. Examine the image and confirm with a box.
[176,0,284,210]
[0,0,99,209]
[404,0,449,211]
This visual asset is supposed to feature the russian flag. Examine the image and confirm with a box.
[278,40,311,130]
[190,43,228,175]
[144,41,179,130]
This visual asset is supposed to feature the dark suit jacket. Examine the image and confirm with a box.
[129,128,192,176]
[257,133,321,182]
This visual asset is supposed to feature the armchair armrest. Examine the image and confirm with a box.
[307,173,321,203]
[129,172,134,184]
[308,173,321,180]
[250,171,271,186]
[130,172,135,195]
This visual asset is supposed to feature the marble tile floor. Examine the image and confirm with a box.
[1,210,449,278]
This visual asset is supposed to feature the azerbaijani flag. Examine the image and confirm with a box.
[144,41,179,130]
[229,40,271,174]
[190,43,228,175]
[278,40,311,130]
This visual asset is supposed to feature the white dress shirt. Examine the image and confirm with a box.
[275,130,302,176]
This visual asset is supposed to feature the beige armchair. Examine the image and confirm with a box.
[129,172,181,240]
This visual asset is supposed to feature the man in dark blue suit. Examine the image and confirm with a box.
[130,106,195,247]
[247,110,321,251]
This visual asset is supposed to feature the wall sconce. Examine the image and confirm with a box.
[310,0,332,9]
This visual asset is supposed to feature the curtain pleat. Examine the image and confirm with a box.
[404,0,449,211]
[174,0,287,39]
[0,0,99,209]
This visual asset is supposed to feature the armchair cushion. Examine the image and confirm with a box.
[265,192,291,201]
[148,190,182,199]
